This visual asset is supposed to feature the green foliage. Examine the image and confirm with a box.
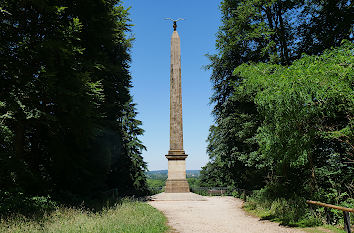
[207,42,353,225]
[187,177,200,188]
[202,0,305,190]
[244,191,322,227]
[246,189,354,228]
[0,0,148,213]
[202,0,353,226]
[0,192,57,219]
[233,42,353,198]
[147,179,165,188]
[298,0,353,56]
[146,179,165,195]
[203,0,354,188]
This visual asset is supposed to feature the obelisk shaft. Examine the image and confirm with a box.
[169,31,184,153]
[165,28,189,193]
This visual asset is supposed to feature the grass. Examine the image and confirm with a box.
[0,200,169,233]
[243,202,347,233]
[302,225,346,233]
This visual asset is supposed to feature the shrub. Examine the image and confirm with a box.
[245,188,323,227]
[0,191,57,218]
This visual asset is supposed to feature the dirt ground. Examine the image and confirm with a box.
[149,193,305,233]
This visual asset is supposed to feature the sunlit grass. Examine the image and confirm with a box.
[302,225,346,233]
[0,201,168,233]
[243,201,347,233]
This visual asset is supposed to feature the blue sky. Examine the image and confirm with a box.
[123,0,222,170]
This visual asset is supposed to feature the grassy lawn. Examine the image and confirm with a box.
[0,201,168,233]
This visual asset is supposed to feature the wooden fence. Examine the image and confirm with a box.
[307,200,353,233]
[190,189,353,232]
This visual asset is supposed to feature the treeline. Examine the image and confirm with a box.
[201,0,353,224]
[0,0,147,209]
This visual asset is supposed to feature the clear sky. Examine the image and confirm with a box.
[122,0,221,171]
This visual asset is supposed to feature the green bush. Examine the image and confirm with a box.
[231,190,239,198]
[0,191,57,218]
[244,189,323,227]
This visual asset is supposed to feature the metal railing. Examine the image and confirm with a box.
[190,187,252,200]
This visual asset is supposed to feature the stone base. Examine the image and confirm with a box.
[165,179,190,193]
[165,153,189,193]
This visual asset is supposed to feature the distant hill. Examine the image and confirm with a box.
[186,170,201,177]
[146,170,168,175]
[146,170,200,179]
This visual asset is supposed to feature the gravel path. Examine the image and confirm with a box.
[149,193,305,233]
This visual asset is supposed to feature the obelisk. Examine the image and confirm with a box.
[165,20,189,193]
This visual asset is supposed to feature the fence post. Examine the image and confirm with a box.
[243,190,247,202]
[343,211,351,233]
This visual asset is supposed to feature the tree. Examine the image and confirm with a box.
[298,0,353,56]
[202,0,299,189]
[233,41,353,201]
[202,0,353,194]
[0,0,147,204]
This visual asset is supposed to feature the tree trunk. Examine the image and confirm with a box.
[15,121,25,160]
[276,2,290,65]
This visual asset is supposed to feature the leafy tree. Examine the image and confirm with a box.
[0,0,97,195]
[0,0,147,206]
[298,0,353,56]
[233,42,353,200]
[202,0,299,189]
[202,0,353,195]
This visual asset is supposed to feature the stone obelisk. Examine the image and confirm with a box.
[165,20,189,193]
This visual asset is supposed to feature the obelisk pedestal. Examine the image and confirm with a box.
[165,26,189,193]
[165,154,189,193]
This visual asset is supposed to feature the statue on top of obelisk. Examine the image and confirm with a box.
[164,18,189,193]
[164,18,184,31]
